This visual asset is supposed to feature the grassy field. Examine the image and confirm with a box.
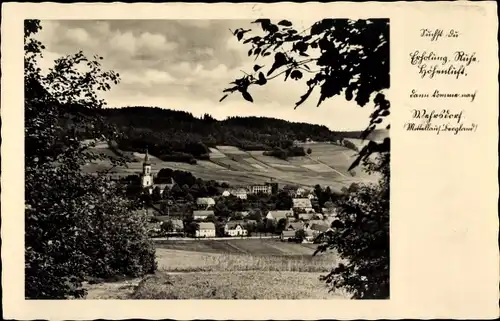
[155,248,335,273]
[83,239,348,300]
[132,271,348,299]
[154,238,319,255]
[83,142,379,190]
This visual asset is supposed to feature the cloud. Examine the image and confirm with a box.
[34,19,383,131]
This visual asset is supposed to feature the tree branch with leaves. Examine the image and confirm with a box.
[221,18,390,170]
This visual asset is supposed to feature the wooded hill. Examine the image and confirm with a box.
[63,105,387,163]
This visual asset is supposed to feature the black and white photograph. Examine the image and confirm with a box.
[24,17,390,300]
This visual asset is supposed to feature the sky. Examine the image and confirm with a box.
[36,19,382,131]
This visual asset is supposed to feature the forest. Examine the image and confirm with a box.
[61,105,383,163]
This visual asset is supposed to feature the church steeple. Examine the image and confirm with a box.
[141,147,153,188]
[144,147,151,166]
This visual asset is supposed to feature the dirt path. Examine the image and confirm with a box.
[83,278,143,299]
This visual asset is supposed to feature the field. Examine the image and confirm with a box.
[155,238,318,255]
[132,271,348,299]
[84,239,349,300]
[83,142,380,191]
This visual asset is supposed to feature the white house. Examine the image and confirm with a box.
[295,187,307,197]
[292,198,313,209]
[196,197,216,210]
[193,210,214,220]
[224,220,248,237]
[248,184,272,195]
[266,210,293,221]
[196,222,216,238]
[230,188,248,199]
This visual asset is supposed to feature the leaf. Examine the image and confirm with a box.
[252,18,271,25]
[267,52,287,76]
[242,91,254,103]
[223,86,238,93]
[237,32,244,41]
[278,20,293,27]
[294,85,315,109]
[253,65,263,72]
[257,72,267,85]
[290,70,303,80]
[219,94,228,102]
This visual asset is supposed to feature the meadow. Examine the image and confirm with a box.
[132,271,349,299]
[84,239,349,300]
[83,142,378,191]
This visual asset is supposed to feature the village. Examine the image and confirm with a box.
[136,150,338,243]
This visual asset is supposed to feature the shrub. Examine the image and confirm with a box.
[315,153,389,299]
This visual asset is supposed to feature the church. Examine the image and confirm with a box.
[140,149,175,194]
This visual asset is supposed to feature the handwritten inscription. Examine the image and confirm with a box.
[420,28,460,41]
[405,28,479,135]
[404,109,478,135]
[410,89,477,102]
[410,50,478,79]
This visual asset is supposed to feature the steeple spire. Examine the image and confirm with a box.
[144,147,151,165]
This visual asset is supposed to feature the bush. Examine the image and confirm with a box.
[315,153,389,299]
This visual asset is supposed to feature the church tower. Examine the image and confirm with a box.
[141,148,153,188]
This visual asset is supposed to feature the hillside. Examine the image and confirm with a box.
[64,105,388,163]
[83,141,380,191]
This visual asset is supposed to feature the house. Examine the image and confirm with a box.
[196,222,216,238]
[266,210,293,221]
[305,222,331,238]
[225,188,248,199]
[193,210,214,220]
[308,219,327,226]
[298,213,314,221]
[196,197,216,210]
[292,198,313,209]
[295,187,307,197]
[224,220,248,237]
[286,221,305,231]
[248,184,272,195]
[281,230,297,241]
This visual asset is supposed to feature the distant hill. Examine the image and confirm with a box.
[63,105,388,163]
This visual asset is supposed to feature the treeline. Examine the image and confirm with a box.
[61,105,386,164]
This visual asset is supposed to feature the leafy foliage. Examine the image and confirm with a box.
[222,18,390,165]
[24,20,156,299]
[315,153,389,299]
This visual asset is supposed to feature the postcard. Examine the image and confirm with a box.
[1,1,498,320]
